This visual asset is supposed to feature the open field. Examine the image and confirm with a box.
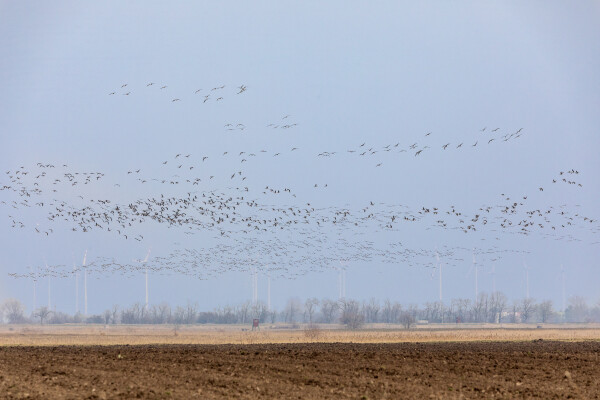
[1,341,599,399]
[1,323,600,346]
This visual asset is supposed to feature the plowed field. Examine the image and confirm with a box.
[1,341,598,399]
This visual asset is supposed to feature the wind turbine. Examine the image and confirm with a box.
[29,265,37,312]
[267,269,271,312]
[47,264,51,310]
[560,264,566,314]
[74,260,78,314]
[436,249,442,302]
[142,249,151,310]
[473,249,478,301]
[82,250,88,315]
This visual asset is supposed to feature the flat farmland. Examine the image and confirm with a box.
[1,340,600,399]
[2,324,600,346]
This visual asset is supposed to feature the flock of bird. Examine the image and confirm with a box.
[108,82,246,104]
[1,82,598,283]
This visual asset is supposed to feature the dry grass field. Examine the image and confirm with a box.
[1,323,599,346]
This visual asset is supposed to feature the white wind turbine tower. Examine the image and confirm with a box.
[30,266,37,312]
[436,249,442,302]
[142,249,151,310]
[560,264,566,313]
[472,249,478,301]
[267,269,271,312]
[82,250,88,315]
[47,264,51,310]
[33,275,37,311]
[74,261,79,314]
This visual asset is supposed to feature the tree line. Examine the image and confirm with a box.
[1,292,599,328]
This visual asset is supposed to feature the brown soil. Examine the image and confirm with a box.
[0,341,598,399]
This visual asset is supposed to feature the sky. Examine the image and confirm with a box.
[1,1,599,315]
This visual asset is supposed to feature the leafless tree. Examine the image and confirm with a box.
[538,300,553,323]
[320,299,339,323]
[103,309,111,325]
[399,310,415,329]
[156,302,170,324]
[510,301,519,323]
[471,293,489,323]
[238,301,251,324]
[304,298,319,323]
[34,306,52,325]
[363,298,380,323]
[173,306,186,324]
[520,298,537,323]
[184,301,198,324]
[566,296,589,322]
[382,299,394,323]
[489,292,507,323]
[111,305,120,324]
[339,298,364,330]
[2,298,26,323]
[284,298,302,323]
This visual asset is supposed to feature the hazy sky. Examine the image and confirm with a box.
[1,2,599,315]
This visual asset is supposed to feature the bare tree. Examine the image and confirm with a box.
[320,299,339,323]
[363,298,380,323]
[450,298,470,323]
[538,300,553,323]
[184,301,198,324]
[156,302,171,324]
[103,309,111,325]
[566,296,589,323]
[339,299,364,330]
[304,298,319,323]
[34,307,52,325]
[238,301,251,324]
[172,306,185,324]
[520,298,537,323]
[471,292,489,323]
[111,305,120,324]
[284,298,302,323]
[399,310,415,329]
[489,292,507,323]
[382,299,393,323]
[2,298,26,324]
